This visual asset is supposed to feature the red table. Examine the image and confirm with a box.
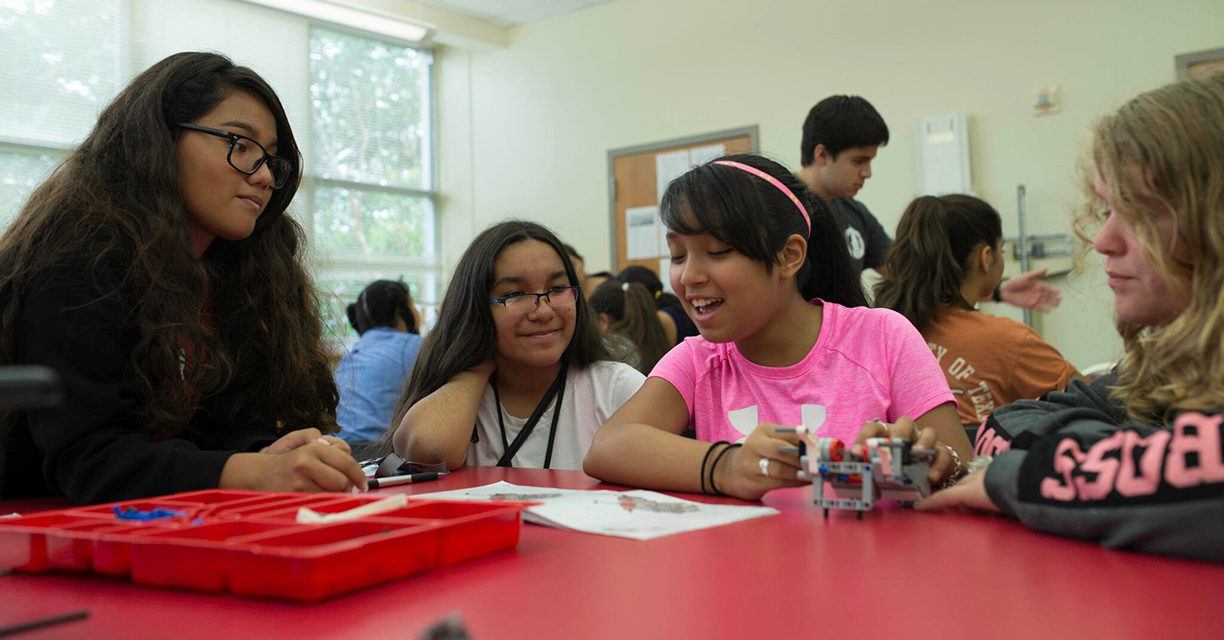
[1,467,1220,639]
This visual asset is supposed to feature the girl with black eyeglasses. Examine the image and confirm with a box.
[388,220,644,470]
[0,52,365,504]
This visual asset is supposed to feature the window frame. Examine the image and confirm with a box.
[0,2,444,339]
[0,0,129,226]
[303,23,442,338]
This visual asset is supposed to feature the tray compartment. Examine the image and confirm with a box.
[0,512,107,572]
[70,499,200,522]
[245,494,394,522]
[47,519,130,571]
[403,500,523,565]
[229,520,439,601]
[90,522,178,576]
[128,521,300,592]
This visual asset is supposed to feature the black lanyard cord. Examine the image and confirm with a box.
[491,362,568,469]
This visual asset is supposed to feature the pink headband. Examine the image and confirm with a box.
[712,160,810,236]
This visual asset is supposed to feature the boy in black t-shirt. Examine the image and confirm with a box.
[796,95,893,276]
[796,95,1061,311]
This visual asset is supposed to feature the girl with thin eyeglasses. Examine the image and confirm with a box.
[389,220,644,470]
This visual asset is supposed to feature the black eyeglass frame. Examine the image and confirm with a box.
[176,122,293,189]
[487,285,582,310]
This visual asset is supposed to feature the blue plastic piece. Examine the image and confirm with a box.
[112,506,187,521]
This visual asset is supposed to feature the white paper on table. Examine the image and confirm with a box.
[655,149,691,202]
[414,481,777,541]
[625,205,661,260]
[689,143,725,166]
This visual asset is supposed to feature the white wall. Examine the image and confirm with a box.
[396,0,1223,369]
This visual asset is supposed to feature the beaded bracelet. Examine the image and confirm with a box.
[699,441,729,495]
[708,443,742,497]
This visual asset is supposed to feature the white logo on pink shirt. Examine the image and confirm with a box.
[727,406,757,442]
[727,404,828,441]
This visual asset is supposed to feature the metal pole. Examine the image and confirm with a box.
[1017,185,1031,326]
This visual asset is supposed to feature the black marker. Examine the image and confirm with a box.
[366,472,446,490]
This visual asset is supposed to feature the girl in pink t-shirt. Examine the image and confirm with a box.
[583,154,969,500]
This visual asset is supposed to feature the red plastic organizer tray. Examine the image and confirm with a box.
[0,489,523,601]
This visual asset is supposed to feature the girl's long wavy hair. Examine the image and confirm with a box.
[389,220,609,432]
[874,194,1002,331]
[1072,71,1224,421]
[0,51,337,435]
[660,154,866,307]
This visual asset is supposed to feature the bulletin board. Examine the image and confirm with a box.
[1176,46,1224,80]
[606,126,758,278]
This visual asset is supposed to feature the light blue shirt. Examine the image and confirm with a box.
[334,327,423,443]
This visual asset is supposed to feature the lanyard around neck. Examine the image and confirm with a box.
[492,362,568,469]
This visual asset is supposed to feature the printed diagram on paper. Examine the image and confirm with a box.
[417,481,775,540]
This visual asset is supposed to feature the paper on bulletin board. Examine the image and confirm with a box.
[625,205,661,260]
[655,149,690,202]
[689,143,725,166]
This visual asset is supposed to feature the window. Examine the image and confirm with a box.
[0,0,122,225]
[307,26,439,338]
[0,1,440,339]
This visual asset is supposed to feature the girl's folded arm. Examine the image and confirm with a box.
[392,365,493,470]
[583,377,704,490]
[919,412,1224,562]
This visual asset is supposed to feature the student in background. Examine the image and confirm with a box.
[796,95,893,276]
[584,271,615,298]
[0,52,365,503]
[562,243,589,292]
[873,194,1079,428]
[584,155,969,500]
[589,278,671,374]
[562,242,615,300]
[390,220,644,470]
[334,279,423,444]
[618,265,697,346]
[917,72,1224,562]
[796,94,1061,311]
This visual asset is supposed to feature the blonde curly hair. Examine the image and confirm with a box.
[1072,71,1224,421]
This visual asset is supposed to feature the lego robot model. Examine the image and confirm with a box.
[780,425,935,518]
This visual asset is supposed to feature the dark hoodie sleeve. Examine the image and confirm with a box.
[14,265,273,504]
[977,377,1224,562]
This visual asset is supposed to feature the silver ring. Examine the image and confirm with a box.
[758,457,770,477]
[878,421,889,436]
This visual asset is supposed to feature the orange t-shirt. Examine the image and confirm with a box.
[922,305,1077,426]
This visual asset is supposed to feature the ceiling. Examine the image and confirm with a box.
[413,0,618,27]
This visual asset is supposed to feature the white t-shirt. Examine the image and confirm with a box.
[466,360,645,470]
